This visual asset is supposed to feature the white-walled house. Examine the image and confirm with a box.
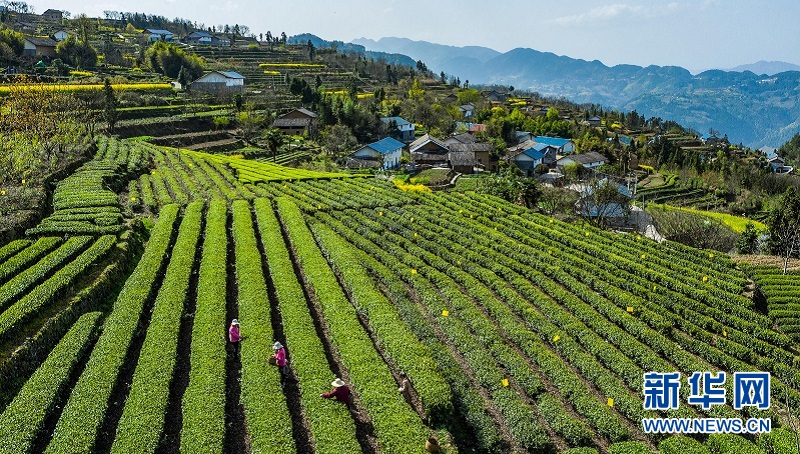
[348,137,405,170]
[143,29,174,42]
[556,151,607,170]
[535,136,576,154]
[52,30,71,41]
[190,71,245,98]
[380,116,415,142]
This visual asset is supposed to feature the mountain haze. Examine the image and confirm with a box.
[728,61,800,76]
[354,37,800,148]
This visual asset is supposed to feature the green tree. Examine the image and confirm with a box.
[55,36,98,69]
[102,78,118,134]
[480,163,540,208]
[263,128,285,161]
[145,41,203,79]
[321,124,357,156]
[579,179,631,228]
[736,222,760,255]
[767,187,800,274]
[0,27,24,63]
[177,65,189,88]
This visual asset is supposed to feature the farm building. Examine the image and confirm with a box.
[579,178,633,220]
[586,116,602,127]
[143,29,174,42]
[449,150,476,174]
[348,137,405,170]
[190,71,245,97]
[273,108,319,136]
[557,151,607,170]
[485,90,506,102]
[41,9,62,21]
[22,37,57,57]
[380,116,415,142]
[410,134,450,165]
[459,103,475,118]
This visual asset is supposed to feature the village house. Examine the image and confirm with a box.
[182,31,230,46]
[22,37,57,57]
[52,30,71,41]
[510,140,558,166]
[380,116,415,142]
[506,147,545,177]
[348,137,404,170]
[579,178,633,221]
[410,134,450,166]
[586,116,602,127]
[143,29,174,42]
[444,132,477,147]
[535,136,576,154]
[485,90,506,103]
[459,103,475,118]
[190,71,245,97]
[41,9,62,22]
[272,108,319,136]
[449,142,494,174]
[556,151,608,170]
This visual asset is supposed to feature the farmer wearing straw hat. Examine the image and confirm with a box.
[321,378,351,404]
[228,319,242,350]
[272,341,288,387]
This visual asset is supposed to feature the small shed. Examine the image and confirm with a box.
[587,116,602,127]
[348,137,404,170]
[410,134,449,165]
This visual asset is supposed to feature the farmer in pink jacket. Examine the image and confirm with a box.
[321,378,351,405]
[272,341,288,387]
[228,319,242,351]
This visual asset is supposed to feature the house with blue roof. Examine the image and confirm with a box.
[381,116,415,142]
[348,137,405,170]
[506,140,549,176]
[534,136,576,154]
[579,178,633,222]
[143,29,174,42]
[190,71,245,97]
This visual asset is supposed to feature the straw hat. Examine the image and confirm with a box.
[231,319,239,325]
[272,341,284,350]
[331,378,346,388]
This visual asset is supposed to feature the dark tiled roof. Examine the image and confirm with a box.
[565,151,607,165]
[449,151,476,167]
[24,37,57,47]
[449,142,493,153]
[449,133,477,144]
[410,134,448,153]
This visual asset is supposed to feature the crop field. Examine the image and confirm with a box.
[0,83,173,95]
[0,137,798,453]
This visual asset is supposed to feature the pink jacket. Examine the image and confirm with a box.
[229,324,242,343]
[274,347,287,367]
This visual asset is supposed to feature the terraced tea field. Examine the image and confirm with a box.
[0,137,798,453]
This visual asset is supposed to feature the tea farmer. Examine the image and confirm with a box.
[272,341,288,387]
[321,378,351,404]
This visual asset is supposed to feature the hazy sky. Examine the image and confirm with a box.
[34,0,800,72]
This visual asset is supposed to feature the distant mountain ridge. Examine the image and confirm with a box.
[728,61,800,76]
[287,34,415,67]
[353,37,800,148]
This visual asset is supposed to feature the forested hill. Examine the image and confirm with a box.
[355,37,800,148]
